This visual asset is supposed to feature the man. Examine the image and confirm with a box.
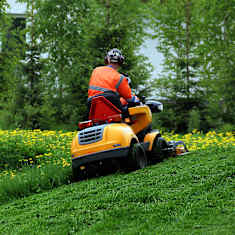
[87,48,139,114]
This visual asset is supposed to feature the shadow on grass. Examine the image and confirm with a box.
[71,155,167,182]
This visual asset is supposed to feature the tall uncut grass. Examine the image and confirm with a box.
[0,129,234,204]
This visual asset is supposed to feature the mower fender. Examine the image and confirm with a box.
[144,131,161,151]
[105,124,138,147]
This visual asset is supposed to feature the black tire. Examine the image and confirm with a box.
[126,142,147,171]
[102,158,121,175]
[72,166,88,181]
[150,136,169,162]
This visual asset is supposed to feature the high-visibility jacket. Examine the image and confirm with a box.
[88,66,135,105]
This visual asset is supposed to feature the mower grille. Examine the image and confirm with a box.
[78,125,105,145]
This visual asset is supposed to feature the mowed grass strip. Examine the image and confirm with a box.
[0,147,234,235]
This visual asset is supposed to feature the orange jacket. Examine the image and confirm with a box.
[88,66,133,104]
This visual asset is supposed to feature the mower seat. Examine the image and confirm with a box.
[89,96,122,124]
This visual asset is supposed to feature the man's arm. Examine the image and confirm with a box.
[117,76,139,104]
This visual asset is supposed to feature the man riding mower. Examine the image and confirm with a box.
[71,49,189,180]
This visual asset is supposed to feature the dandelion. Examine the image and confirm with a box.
[1,129,233,180]
[10,171,16,178]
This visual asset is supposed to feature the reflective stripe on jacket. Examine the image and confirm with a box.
[88,66,132,101]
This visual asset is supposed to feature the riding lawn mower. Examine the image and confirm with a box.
[71,96,189,180]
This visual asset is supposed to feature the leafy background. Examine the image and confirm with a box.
[0,0,234,132]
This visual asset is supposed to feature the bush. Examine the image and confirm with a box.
[215,123,235,133]
[152,108,177,132]
[188,109,201,133]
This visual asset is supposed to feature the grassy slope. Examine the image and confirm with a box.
[0,147,234,235]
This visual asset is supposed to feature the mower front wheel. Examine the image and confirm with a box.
[72,166,88,181]
[150,136,169,162]
[126,142,147,171]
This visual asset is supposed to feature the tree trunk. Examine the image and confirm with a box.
[185,0,191,99]
[106,0,111,25]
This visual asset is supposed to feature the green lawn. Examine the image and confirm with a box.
[0,147,234,235]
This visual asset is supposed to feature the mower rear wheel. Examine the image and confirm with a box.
[126,142,147,171]
[150,136,169,162]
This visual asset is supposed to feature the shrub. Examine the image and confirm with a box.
[188,109,201,133]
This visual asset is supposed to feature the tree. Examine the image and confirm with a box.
[147,0,204,132]
[0,0,10,128]
[30,0,105,129]
[1,0,153,130]
[196,0,235,128]
[91,0,153,97]
[0,1,10,104]
[0,1,27,129]
[147,0,235,132]
[23,0,152,129]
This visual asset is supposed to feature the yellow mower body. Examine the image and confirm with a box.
[71,99,189,180]
[71,105,159,172]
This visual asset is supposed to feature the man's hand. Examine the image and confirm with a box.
[127,95,140,107]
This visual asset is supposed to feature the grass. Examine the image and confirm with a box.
[0,165,72,204]
[0,146,234,235]
[0,129,73,172]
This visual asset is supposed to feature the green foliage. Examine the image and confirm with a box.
[145,0,235,132]
[215,123,235,133]
[1,0,152,130]
[150,0,201,95]
[152,108,177,132]
[30,0,152,129]
[0,110,11,130]
[1,0,234,131]
[0,0,8,24]
[197,0,235,126]
[30,0,97,128]
[153,98,206,133]
[0,4,29,129]
[0,130,72,171]
[146,0,206,132]
[187,108,200,132]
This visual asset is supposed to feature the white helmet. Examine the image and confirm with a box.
[105,48,124,65]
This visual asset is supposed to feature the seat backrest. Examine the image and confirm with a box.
[89,96,122,124]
